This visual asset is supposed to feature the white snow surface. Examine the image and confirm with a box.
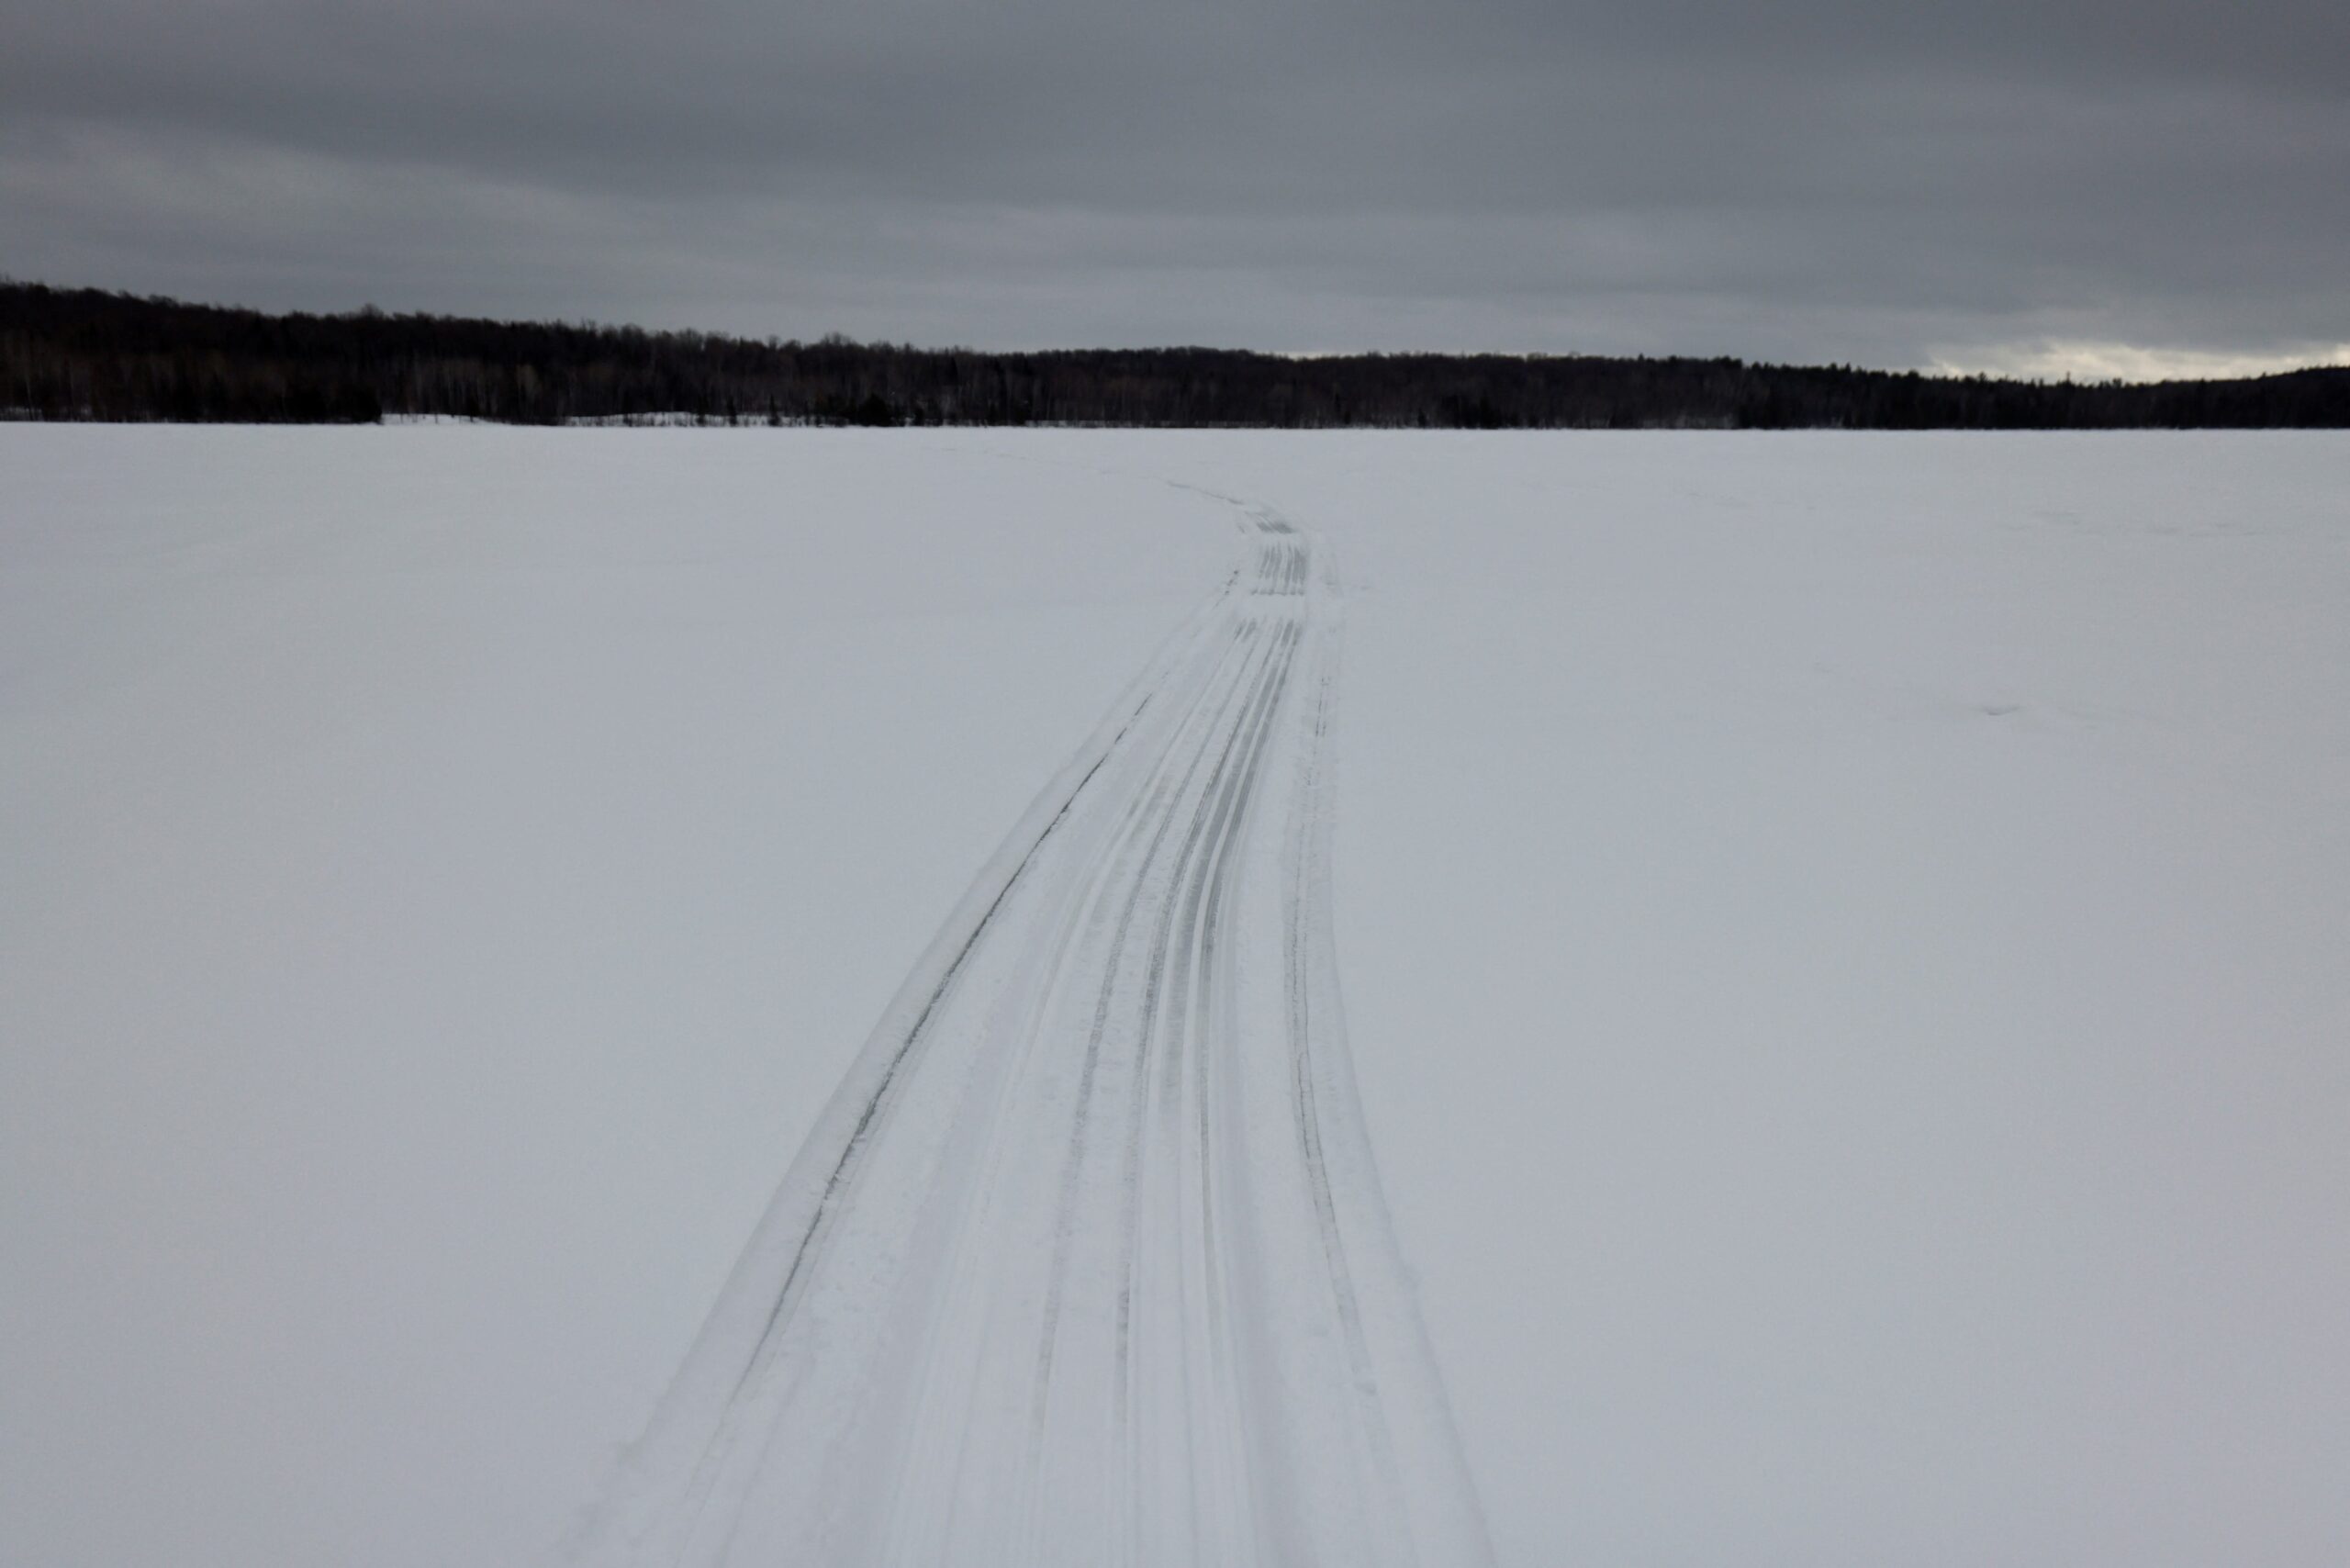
[6,426,2347,1568]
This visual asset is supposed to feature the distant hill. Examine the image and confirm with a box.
[6,281,2345,429]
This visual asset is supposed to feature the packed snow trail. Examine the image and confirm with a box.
[579,500,1493,1568]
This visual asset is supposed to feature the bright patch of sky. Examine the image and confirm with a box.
[1932,340,2350,382]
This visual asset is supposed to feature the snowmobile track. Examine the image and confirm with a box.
[578,492,1494,1568]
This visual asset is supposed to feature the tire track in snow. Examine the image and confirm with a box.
[576,494,1493,1568]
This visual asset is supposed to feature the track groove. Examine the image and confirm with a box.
[577,497,1493,1568]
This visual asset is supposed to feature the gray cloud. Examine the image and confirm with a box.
[3,0,2344,365]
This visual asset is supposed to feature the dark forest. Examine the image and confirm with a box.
[6,281,2345,429]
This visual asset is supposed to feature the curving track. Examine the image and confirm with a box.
[579,498,1493,1568]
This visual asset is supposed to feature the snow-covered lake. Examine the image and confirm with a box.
[6,427,2345,1567]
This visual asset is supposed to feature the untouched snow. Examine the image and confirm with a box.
[6,426,2348,1568]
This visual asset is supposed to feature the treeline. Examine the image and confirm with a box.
[6,280,2346,429]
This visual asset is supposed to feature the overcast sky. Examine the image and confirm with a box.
[5,0,2346,373]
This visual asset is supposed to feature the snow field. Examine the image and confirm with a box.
[6,426,2346,1568]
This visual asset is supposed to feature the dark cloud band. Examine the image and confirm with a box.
[4,0,2342,367]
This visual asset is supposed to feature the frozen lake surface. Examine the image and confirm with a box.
[5,427,2345,1567]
